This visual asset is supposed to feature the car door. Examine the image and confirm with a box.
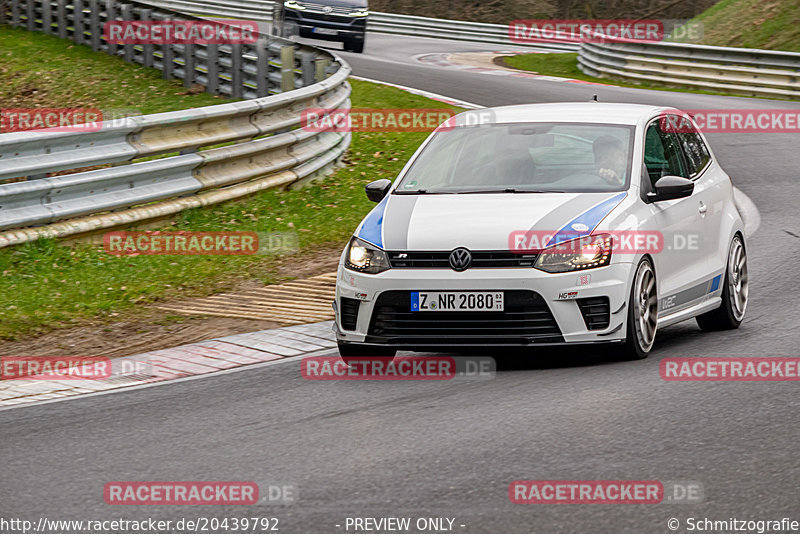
[673,117,726,295]
[642,118,709,317]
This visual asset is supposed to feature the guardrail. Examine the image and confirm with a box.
[119,0,580,52]
[0,0,352,248]
[578,39,800,99]
[367,12,578,52]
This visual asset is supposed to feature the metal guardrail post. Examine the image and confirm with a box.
[41,0,53,33]
[105,0,117,56]
[140,8,154,66]
[231,42,243,98]
[271,1,281,36]
[255,36,268,97]
[56,0,66,37]
[73,0,84,43]
[206,43,219,94]
[25,0,34,30]
[183,42,196,87]
[162,41,174,79]
[120,3,133,61]
[10,0,20,27]
[299,50,314,87]
[89,0,100,51]
[280,44,294,92]
[315,58,329,82]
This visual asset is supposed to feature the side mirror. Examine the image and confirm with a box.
[647,176,694,202]
[365,179,392,203]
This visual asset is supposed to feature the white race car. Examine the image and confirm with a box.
[334,103,749,360]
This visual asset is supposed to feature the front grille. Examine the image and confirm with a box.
[368,290,562,345]
[340,297,360,331]
[295,1,354,15]
[576,297,610,330]
[388,251,538,269]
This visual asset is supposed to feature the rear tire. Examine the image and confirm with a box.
[622,258,658,360]
[697,234,748,331]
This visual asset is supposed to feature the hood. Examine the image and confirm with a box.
[356,191,627,251]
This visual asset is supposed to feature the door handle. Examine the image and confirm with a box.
[698,202,707,215]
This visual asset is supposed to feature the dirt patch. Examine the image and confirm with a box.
[0,314,284,358]
[0,245,343,358]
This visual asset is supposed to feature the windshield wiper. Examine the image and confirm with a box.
[457,188,566,194]
[394,189,454,195]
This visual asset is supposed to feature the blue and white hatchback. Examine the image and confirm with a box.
[334,103,748,360]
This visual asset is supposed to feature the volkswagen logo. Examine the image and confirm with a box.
[322,5,333,13]
[449,248,472,272]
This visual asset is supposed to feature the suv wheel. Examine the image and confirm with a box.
[344,38,364,53]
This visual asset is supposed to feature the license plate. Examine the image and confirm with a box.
[411,292,504,312]
[312,27,338,35]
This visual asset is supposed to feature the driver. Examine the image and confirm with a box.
[593,136,626,186]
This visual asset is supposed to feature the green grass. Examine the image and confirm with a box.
[672,0,800,52]
[502,53,589,79]
[0,77,460,339]
[0,25,232,113]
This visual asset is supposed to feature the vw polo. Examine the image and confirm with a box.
[334,103,749,360]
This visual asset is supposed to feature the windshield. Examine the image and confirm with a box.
[395,122,635,194]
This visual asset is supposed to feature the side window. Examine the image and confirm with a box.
[643,121,688,187]
[674,117,711,178]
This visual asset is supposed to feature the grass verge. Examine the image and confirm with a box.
[672,0,800,52]
[0,25,233,114]
[0,77,460,339]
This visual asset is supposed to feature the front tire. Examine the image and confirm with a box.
[344,38,364,53]
[697,234,748,331]
[622,258,658,360]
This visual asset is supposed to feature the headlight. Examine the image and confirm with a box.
[284,0,305,10]
[345,237,391,274]
[348,8,369,17]
[534,234,612,273]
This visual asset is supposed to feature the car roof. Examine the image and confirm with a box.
[458,102,675,126]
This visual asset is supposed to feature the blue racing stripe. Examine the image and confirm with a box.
[709,274,722,293]
[357,195,389,248]
[547,192,627,247]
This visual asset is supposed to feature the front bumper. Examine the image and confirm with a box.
[284,9,367,41]
[334,263,634,349]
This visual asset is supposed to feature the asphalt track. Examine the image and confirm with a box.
[2,33,800,534]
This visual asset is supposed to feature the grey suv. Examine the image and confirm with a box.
[281,0,368,53]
